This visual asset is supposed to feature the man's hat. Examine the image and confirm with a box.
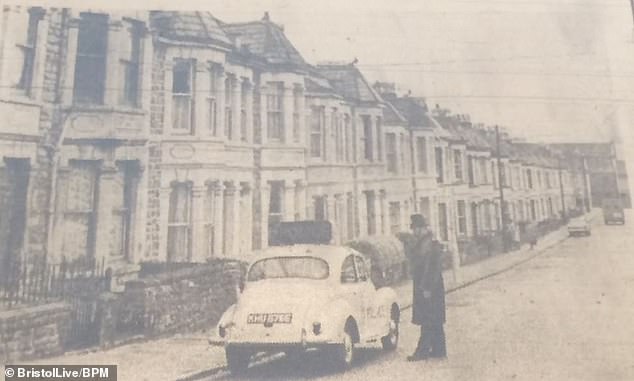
[410,214,427,228]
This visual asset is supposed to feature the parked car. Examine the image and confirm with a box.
[216,244,400,374]
[567,215,591,236]
[603,198,625,225]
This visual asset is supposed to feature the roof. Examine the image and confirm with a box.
[316,64,383,105]
[221,17,308,70]
[150,11,232,47]
[550,142,615,158]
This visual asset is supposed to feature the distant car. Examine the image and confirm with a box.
[568,215,591,236]
[216,244,400,374]
[603,198,625,225]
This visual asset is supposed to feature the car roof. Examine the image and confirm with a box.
[248,244,360,268]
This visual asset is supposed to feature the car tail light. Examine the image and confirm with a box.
[219,325,226,338]
[301,328,307,347]
[312,322,322,335]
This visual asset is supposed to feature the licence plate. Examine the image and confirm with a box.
[247,313,293,324]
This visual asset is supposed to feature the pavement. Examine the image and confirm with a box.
[15,211,600,381]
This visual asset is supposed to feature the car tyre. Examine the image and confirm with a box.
[226,346,251,375]
[381,318,399,351]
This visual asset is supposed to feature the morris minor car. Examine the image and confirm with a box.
[216,244,400,374]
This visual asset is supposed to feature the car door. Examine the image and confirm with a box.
[340,254,367,336]
[354,255,384,339]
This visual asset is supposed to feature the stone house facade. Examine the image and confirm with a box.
[0,6,582,275]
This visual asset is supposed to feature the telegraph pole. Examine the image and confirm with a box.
[580,155,591,213]
[495,126,507,251]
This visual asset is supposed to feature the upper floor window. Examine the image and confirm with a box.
[292,86,303,143]
[416,137,427,173]
[386,133,397,174]
[457,200,467,235]
[375,117,383,161]
[454,150,463,181]
[527,169,533,189]
[361,115,373,161]
[120,21,142,107]
[344,115,352,162]
[435,147,444,184]
[224,74,235,139]
[74,13,109,105]
[310,106,324,158]
[16,7,44,96]
[207,64,220,136]
[267,82,284,141]
[240,79,249,142]
[400,133,407,173]
[172,59,194,134]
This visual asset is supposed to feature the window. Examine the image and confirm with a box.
[204,184,217,258]
[386,133,397,173]
[240,80,249,142]
[73,13,108,105]
[293,86,302,142]
[120,21,142,107]
[354,256,369,282]
[346,193,355,240]
[334,110,344,162]
[314,196,327,221]
[499,162,506,187]
[341,255,357,283]
[389,202,401,234]
[400,134,407,173]
[416,137,427,173]
[16,8,44,95]
[468,156,475,186]
[167,182,192,262]
[376,117,383,161]
[268,181,284,226]
[344,115,352,162]
[111,161,139,260]
[453,150,463,181]
[172,60,194,133]
[267,82,284,141]
[435,147,444,183]
[438,203,449,241]
[530,200,536,220]
[310,106,324,158]
[365,191,376,235]
[0,159,30,274]
[457,200,467,235]
[492,162,497,188]
[224,75,235,139]
[249,257,329,281]
[481,159,488,184]
[527,169,533,189]
[362,115,373,161]
[60,161,100,260]
[207,64,220,136]
[471,203,479,236]
[253,86,262,144]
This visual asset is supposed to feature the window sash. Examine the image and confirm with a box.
[172,94,192,132]
[417,138,427,173]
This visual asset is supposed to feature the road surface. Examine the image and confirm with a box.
[204,221,634,380]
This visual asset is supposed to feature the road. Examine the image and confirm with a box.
[204,221,634,381]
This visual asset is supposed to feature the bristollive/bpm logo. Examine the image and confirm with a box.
[4,365,117,380]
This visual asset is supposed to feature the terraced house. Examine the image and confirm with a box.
[0,6,584,280]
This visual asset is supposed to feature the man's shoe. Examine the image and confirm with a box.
[429,352,447,359]
[407,353,429,362]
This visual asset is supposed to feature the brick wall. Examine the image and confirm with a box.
[0,303,71,363]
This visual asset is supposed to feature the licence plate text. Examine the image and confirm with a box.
[247,313,293,324]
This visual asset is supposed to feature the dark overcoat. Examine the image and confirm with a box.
[404,233,446,326]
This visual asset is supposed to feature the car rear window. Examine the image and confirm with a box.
[247,256,329,281]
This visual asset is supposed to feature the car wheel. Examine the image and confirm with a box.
[226,346,251,375]
[334,329,356,369]
[381,317,399,351]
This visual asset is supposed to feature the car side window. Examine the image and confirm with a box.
[354,256,369,282]
[341,255,358,284]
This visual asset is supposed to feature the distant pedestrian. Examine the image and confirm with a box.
[403,214,447,361]
[527,223,538,250]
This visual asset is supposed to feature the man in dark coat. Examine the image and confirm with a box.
[404,214,447,361]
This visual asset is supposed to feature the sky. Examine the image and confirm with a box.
[10,0,634,145]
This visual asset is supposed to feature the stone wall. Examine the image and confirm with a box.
[0,303,71,363]
[99,260,244,347]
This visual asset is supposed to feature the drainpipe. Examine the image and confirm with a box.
[44,8,70,262]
